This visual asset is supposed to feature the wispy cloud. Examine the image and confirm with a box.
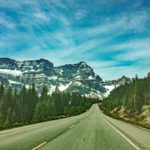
[50,0,68,9]
[0,0,150,80]
[34,12,49,21]
[74,10,86,20]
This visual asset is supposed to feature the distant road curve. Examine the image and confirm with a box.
[0,104,150,150]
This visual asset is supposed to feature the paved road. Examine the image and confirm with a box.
[0,104,150,150]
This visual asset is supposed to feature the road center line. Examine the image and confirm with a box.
[101,115,140,150]
[32,142,47,150]
[69,124,76,129]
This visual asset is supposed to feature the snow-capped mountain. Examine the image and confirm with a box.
[102,76,131,97]
[0,58,130,99]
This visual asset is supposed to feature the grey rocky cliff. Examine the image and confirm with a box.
[0,58,131,99]
[0,58,106,99]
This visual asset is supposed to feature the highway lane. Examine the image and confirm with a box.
[0,105,94,150]
[101,108,150,150]
[0,104,150,150]
[39,105,140,150]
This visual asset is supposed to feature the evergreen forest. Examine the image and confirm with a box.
[0,83,98,130]
[102,75,150,116]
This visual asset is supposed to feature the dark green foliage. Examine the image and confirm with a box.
[0,82,4,100]
[0,83,99,130]
[102,75,150,115]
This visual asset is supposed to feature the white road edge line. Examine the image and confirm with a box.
[102,116,140,150]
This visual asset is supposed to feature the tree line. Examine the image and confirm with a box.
[0,83,99,130]
[101,74,150,115]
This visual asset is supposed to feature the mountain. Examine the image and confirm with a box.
[101,76,131,97]
[0,58,130,99]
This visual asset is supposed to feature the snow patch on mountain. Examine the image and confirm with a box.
[74,76,81,79]
[104,85,115,97]
[25,85,30,89]
[0,69,22,76]
[48,85,56,94]
[74,81,82,86]
[58,82,72,91]
[35,74,45,78]
[85,91,102,99]
[9,80,21,85]
[59,69,63,75]
[48,76,57,80]
[88,76,94,80]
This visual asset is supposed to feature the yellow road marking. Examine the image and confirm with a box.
[69,124,75,129]
[32,142,47,150]
[80,119,84,122]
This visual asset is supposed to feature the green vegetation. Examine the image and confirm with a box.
[0,83,98,130]
[101,74,150,128]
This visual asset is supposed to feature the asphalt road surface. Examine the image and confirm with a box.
[0,104,150,150]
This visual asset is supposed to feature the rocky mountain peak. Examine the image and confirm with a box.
[0,58,17,69]
[0,58,130,99]
[0,57,16,63]
[77,61,91,69]
[120,76,131,84]
[78,61,88,66]
[21,58,53,65]
[17,58,53,67]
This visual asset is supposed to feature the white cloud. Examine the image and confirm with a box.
[73,10,149,40]
[109,38,150,62]
[74,10,86,20]
[59,15,71,26]
[112,38,150,51]
[0,0,150,81]
[116,49,150,61]
[0,15,16,29]
[88,60,117,68]
[50,0,68,9]
[0,0,21,8]
[34,12,49,21]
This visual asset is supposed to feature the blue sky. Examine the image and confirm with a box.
[0,0,150,80]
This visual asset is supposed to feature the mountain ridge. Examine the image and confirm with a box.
[0,58,130,99]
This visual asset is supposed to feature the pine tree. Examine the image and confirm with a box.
[19,85,27,123]
[40,86,48,101]
[28,84,38,122]
[64,106,68,115]
[0,82,4,100]
[134,82,144,114]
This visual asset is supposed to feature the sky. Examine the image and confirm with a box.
[0,0,150,80]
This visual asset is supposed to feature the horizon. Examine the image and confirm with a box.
[0,0,150,80]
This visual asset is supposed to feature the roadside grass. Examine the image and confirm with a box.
[99,104,150,130]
